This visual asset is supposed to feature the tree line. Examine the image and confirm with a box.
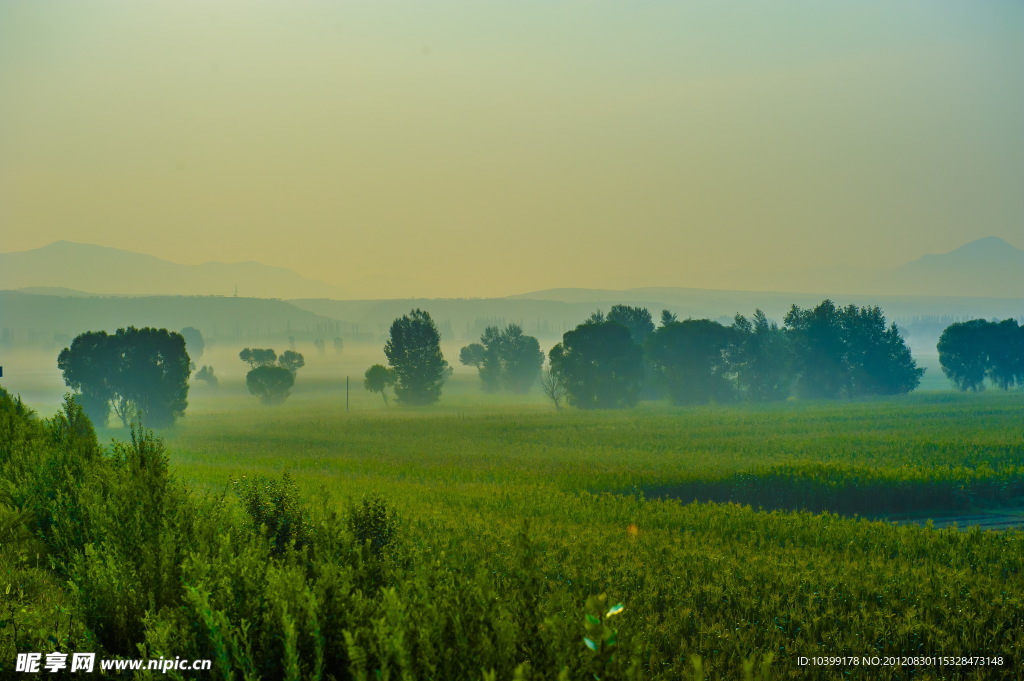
[50,307,1018,423]
[365,301,927,408]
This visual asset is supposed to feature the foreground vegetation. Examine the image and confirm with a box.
[2,386,1023,679]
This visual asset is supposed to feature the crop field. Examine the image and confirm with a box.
[3,352,1024,680]
[170,381,1024,678]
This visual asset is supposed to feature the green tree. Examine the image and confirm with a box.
[239,348,278,369]
[363,364,398,405]
[786,301,923,398]
[278,350,305,373]
[58,327,191,428]
[384,309,449,406]
[548,321,644,409]
[647,319,735,404]
[937,319,996,391]
[500,324,545,393]
[728,310,793,402]
[986,319,1024,390]
[56,330,118,426]
[607,305,655,346]
[784,300,849,399]
[246,365,295,405]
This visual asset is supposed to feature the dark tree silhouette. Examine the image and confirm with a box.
[607,305,655,346]
[728,310,793,402]
[938,318,1023,391]
[548,321,644,409]
[246,365,295,405]
[647,319,735,404]
[785,301,923,398]
[384,309,449,406]
[364,364,398,405]
[58,327,191,427]
[278,350,305,374]
[784,300,849,399]
[239,348,277,369]
[57,330,118,426]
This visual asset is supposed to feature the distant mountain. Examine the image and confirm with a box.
[889,237,1024,297]
[0,241,347,299]
[686,237,1024,298]
[0,291,349,348]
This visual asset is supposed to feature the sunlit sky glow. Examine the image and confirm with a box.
[2,1,1022,297]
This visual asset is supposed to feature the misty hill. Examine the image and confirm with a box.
[0,291,348,350]
[703,237,1024,297]
[0,241,347,299]
[890,237,1024,297]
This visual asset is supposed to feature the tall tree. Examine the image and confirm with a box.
[784,300,849,399]
[728,310,793,402]
[384,309,449,406]
[647,319,735,404]
[548,320,644,409]
[786,301,923,398]
[239,348,278,369]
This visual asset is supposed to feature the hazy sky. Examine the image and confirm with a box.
[2,1,1022,297]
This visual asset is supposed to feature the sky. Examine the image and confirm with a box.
[2,1,1022,298]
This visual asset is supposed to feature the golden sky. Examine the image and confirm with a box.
[2,1,1022,298]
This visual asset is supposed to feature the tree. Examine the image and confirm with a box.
[179,327,205,363]
[986,319,1024,390]
[607,305,655,346]
[647,319,735,404]
[840,305,923,396]
[246,365,295,405]
[240,348,305,404]
[500,324,545,393]
[937,318,1023,391]
[728,310,793,402]
[659,310,678,327]
[57,330,118,426]
[461,325,544,394]
[364,364,398,405]
[539,367,568,411]
[194,365,218,386]
[785,300,923,398]
[240,348,278,369]
[278,350,305,373]
[384,309,449,405]
[548,320,644,409]
[57,327,191,428]
[784,300,849,399]
[333,337,344,355]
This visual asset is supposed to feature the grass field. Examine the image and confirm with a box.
[4,347,1024,679]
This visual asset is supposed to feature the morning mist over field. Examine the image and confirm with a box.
[2,1,1022,298]
[4,4,1024,679]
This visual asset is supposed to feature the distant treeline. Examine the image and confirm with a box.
[457,300,926,408]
